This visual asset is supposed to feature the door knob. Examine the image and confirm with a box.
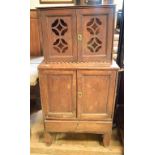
[78,34,82,41]
[78,91,83,97]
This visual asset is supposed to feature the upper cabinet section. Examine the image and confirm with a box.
[38,9,77,62]
[38,5,115,64]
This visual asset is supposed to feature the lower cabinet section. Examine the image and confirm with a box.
[39,62,119,147]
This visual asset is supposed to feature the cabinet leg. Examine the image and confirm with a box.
[44,131,52,145]
[102,132,111,147]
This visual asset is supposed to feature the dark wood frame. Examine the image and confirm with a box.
[40,0,74,4]
[115,1,124,145]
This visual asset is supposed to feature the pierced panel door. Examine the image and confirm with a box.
[39,9,77,62]
[76,7,115,63]
[77,70,117,120]
[39,70,76,119]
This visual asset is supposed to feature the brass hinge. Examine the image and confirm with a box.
[78,34,82,41]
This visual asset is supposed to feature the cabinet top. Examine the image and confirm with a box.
[36,4,115,10]
[38,60,119,70]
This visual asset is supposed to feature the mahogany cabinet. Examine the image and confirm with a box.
[38,61,119,146]
[38,5,115,64]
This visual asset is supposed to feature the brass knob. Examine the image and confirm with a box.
[78,91,83,97]
[78,34,82,41]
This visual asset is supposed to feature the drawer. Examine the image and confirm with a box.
[45,120,112,134]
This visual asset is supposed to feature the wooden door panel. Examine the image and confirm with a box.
[39,9,77,62]
[39,70,76,119]
[77,70,117,120]
[77,7,115,63]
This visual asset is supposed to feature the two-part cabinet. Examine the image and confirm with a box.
[38,5,119,147]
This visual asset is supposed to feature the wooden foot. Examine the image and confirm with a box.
[44,131,52,145]
[103,132,111,147]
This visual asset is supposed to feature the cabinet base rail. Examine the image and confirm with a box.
[44,120,112,147]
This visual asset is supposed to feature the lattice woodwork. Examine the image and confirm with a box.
[87,18,102,53]
[51,19,68,53]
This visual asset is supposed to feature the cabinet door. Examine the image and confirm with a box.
[39,70,76,119]
[77,6,115,63]
[39,9,77,62]
[77,70,117,120]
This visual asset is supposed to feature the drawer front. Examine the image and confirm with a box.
[38,9,77,62]
[39,69,76,119]
[45,120,112,134]
[77,6,115,63]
